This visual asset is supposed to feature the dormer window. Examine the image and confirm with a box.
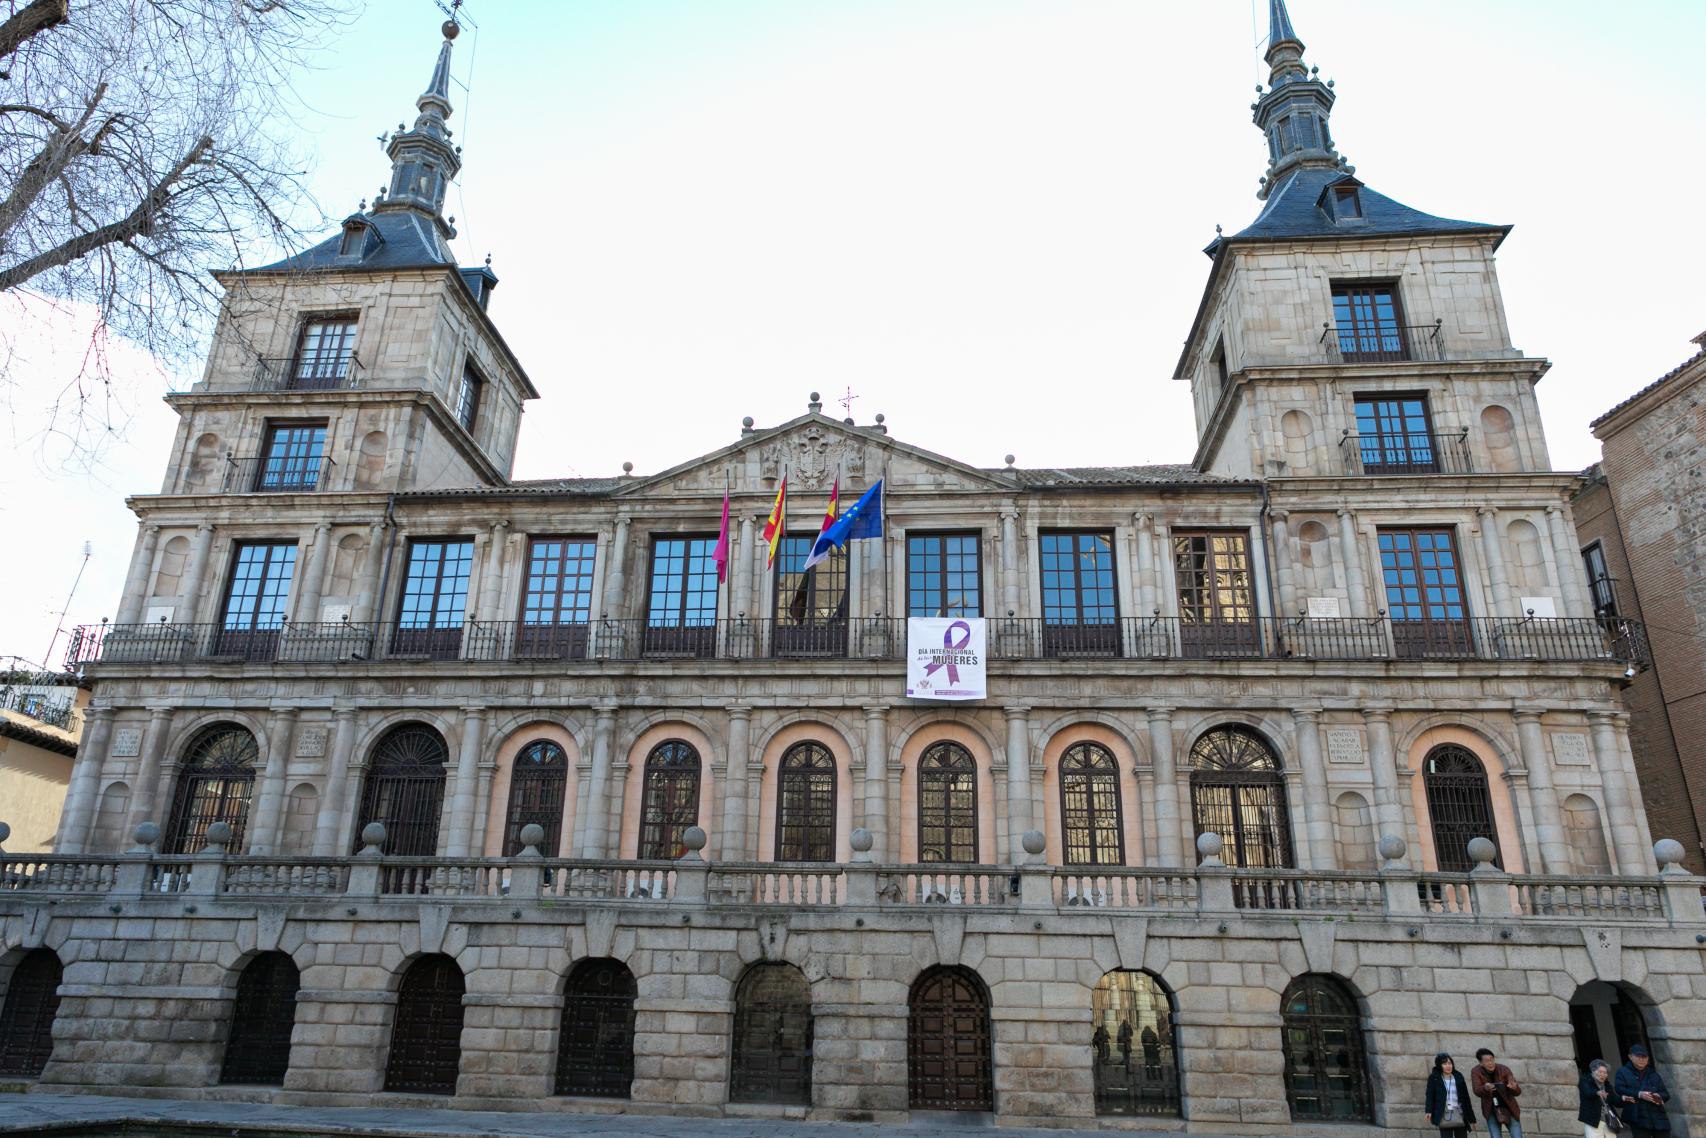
[455,362,482,433]
[1333,186,1362,219]
[339,225,364,256]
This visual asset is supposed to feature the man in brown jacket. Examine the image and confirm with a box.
[1472,1048,1523,1138]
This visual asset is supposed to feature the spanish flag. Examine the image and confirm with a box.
[761,474,787,570]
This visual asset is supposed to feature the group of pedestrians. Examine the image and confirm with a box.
[1423,1045,1672,1138]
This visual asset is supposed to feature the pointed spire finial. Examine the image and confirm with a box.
[1249,0,1339,199]
[1268,0,1301,51]
[370,18,465,236]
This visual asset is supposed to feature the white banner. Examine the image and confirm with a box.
[905,617,987,701]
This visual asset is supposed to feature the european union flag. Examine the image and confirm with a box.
[805,479,883,564]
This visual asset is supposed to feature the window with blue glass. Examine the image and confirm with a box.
[1378,527,1471,658]
[1332,282,1408,362]
[1353,395,1437,474]
[257,422,327,491]
[516,537,597,658]
[646,537,719,627]
[398,540,473,628]
[775,536,848,624]
[214,541,296,659]
[1040,532,1116,625]
[907,533,981,617]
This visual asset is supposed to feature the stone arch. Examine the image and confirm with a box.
[890,710,1003,763]
[150,534,191,600]
[486,709,589,755]
[1184,722,1296,869]
[755,720,855,864]
[348,710,462,767]
[1039,721,1143,867]
[1562,793,1613,875]
[159,708,270,771]
[1332,790,1377,870]
[354,430,389,490]
[162,722,261,854]
[729,961,813,1105]
[481,720,581,857]
[1568,980,1675,1080]
[618,721,717,860]
[1404,725,1528,873]
[896,721,999,864]
[751,709,866,768]
[353,723,451,858]
[1091,968,1181,1117]
[1173,710,1291,761]
[1480,404,1520,472]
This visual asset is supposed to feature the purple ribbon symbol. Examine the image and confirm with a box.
[922,620,973,685]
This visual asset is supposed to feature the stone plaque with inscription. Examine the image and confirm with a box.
[1326,728,1365,765]
[1551,732,1591,766]
[295,727,329,758]
[111,727,143,757]
[1306,596,1343,619]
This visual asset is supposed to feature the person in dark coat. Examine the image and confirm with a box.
[1426,1052,1477,1136]
[1580,1059,1616,1138]
[1613,1044,1671,1138]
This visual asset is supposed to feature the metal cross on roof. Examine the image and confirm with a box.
[838,386,859,417]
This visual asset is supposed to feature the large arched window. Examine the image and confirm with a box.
[1060,742,1124,866]
[0,948,62,1077]
[638,741,701,860]
[730,963,813,1105]
[1280,974,1373,1122]
[775,742,835,862]
[354,724,449,856]
[383,954,465,1095]
[1423,744,1500,872]
[1091,970,1179,1117]
[1189,726,1293,868]
[556,958,636,1098]
[908,965,993,1111]
[918,742,978,864]
[502,740,568,856]
[220,952,300,1086]
[163,725,259,854]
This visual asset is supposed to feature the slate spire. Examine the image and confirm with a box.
[372,19,464,237]
[1251,0,1340,199]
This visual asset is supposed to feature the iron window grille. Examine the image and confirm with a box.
[917,742,978,864]
[729,963,814,1105]
[1060,742,1125,867]
[353,724,449,857]
[1280,974,1373,1123]
[1189,726,1294,870]
[383,954,465,1095]
[637,740,700,860]
[556,959,637,1098]
[1422,744,1502,872]
[1091,970,1181,1117]
[163,724,260,854]
[0,948,62,1077]
[219,952,300,1086]
[501,740,569,857]
[774,742,836,862]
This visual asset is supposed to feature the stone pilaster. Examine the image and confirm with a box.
[1004,706,1032,861]
[177,523,215,623]
[1514,709,1570,873]
[1363,707,1407,854]
[999,509,1021,616]
[114,524,161,624]
[247,707,300,854]
[1147,706,1185,866]
[127,706,176,832]
[55,706,114,853]
[862,705,890,861]
[719,706,753,861]
[1336,508,1370,617]
[1291,707,1335,868]
[313,708,358,856]
[1477,507,1514,618]
[579,703,619,857]
[1590,711,1647,874]
[445,706,487,856]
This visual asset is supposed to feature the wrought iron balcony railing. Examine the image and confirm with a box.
[220,453,336,493]
[1338,429,1473,475]
[1319,318,1444,364]
[0,687,79,733]
[249,353,364,392]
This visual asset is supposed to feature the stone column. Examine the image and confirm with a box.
[353,522,388,623]
[1514,710,1570,873]
[1613,712,1656,857]
[1147,707,1185,867]
[247,708,299,854]
[1134,513,1158,618]
[313,709,358,856]
[446,707,487,857]
[1363,708,1407,850]
[579,703,619,858]
[1546,505,1590,616]
[1590,712,1648,874]
[292,523,333,625]
[1271,510,1298,619]
[1477,507,1514,619]
[473,760,499,856]
[999,509,1021,616]
[733,517,754,618]
[56,707,114,853]
[127,706,176,831]
[1336,509,1370,617]
[177,523,215,623]
[115,524,161,624]
[862,706,890,861]
[1004,707,1032,862]
[720,707,753,861]
[603,514,632,618]
[1291,708,1336,869]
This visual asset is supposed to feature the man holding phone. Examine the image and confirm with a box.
[1471,1048,1523,1138]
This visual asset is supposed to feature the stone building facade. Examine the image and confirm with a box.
[1574,332,1706,874]
[0,3,1698,1132]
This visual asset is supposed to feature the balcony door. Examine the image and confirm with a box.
[214,541,296,660]
[774,536,847,657]
[393,539,474,659]
[1378,528,1472,658]
[517,537,595,659]
[1039,531,1119,657]
[1331,283,1407,363]
[1172,531,1258,657]
[643,536,718,657]
[1353,395,1438,474]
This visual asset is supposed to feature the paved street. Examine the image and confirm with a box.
[0,1094,1290,1137]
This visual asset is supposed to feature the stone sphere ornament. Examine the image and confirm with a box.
[133,821,161,849]
[0,820,10,846]
[1377,834,1408,863]
[442,19,460,40]
[1466,836,1498,867]
[1654,838,1686,872]
[360,822,387,851]
[682,826,708,854]
[1196,831,1224,860]
[1021,830,1046,857]
[849,827,873,853]
[204,821,233,849]
[518,823,546,851]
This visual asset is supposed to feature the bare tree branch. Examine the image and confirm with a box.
[0,0,69,64]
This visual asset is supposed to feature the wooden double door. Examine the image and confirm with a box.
[908,966,993,1111]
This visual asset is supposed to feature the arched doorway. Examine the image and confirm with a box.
[354,724,449,856]
[1060,742,1125,866]
[1091,970,1179,1117]
[383,954,465,1095]
[775,742,835,862]
[220,951,300,1085]
[0,948,62,1076]
[730,962,813,1105]
[1423,744,1501,871]
[918,742,979,864]
[501,740,568,856]
[908,965,993,1111]
[1190,726,1294,868]
[163,725,259,853]
[556,959,636,1098]
[1570,981,1653,1073]
[1280,974,1373,1122]
[637,741,700,859]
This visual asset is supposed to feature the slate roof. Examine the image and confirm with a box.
[1590,345,1706,430]
[994,465,1243,487]
[251,210,455,274]
[1212,167,1508,252]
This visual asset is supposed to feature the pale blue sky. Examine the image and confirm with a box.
[3,0,1703,659]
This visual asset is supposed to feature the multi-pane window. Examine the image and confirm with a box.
[1039,531,1118,656]
[393,539,474,658]
[1189,727,1293,872]
[644,536,719,656]
[517,537,596,658]
[1379,527,1471,658]
[1060,742,1124,867]
[1422,745,1501,873]
[216,541,296,658]
[917,742,978,864]
[256,421,327,491]
[774,742,835,862]
[1331,283,1407,363]
[163,725,259,854]
[291,316,357,389]
[1172,530,1257,657]
[638,740,700,860]
[501,740,569,857]
[775,536,848,623]
[455,363,481,432]
[1352,395,1437,474]
[907,533,981,617]
[1582,542,1618,618]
